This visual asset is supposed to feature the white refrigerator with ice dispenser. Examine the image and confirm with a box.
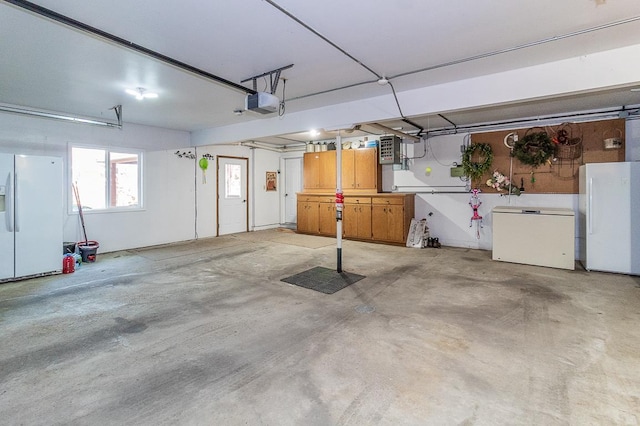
[579,162,640,275]
[0,154,63,281]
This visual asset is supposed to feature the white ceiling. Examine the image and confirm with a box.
[1,0,640,143]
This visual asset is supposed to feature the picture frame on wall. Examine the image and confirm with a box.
[266,171,277,191]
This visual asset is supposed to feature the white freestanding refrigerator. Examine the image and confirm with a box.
[579,162,640,275]
[0,154,63,281]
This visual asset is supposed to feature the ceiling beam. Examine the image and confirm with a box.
[366,123,420,142]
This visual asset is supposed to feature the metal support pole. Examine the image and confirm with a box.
[335,132,343,273]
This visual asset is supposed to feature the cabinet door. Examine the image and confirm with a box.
[386,204,405,243]
[372,200,405,243]
[354,204,372,239]
[344,197,371,239]
[297,201,319,233]
[354,148,378,189]
[340,150,356,189]
[318,202,336,236]
[318,151,336,190]
[303,153,320,189]
[371,205,389,241]
[343,204,359,238]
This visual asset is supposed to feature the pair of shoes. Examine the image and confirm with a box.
[432,237,441,248]
[425,237,441,248]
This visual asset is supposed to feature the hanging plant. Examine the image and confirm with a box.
[512,131,554,167]
[462,143,493,183]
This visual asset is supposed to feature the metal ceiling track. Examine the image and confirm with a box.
[3,0,255,95]
[241,64,294,94]
[425,105,640,137]
[0,103,123,128]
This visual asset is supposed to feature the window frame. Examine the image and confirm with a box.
[69,144,144,214]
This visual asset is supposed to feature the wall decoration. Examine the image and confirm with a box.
[266,171,277,191]
[512,129,554,167]
[462,142,493,185]
[471,118,626,193]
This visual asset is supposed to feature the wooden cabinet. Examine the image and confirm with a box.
[343,197,372,239]
[297,193,414,245]
[341,148,380,191]
[304,148,380,193]
[303,154,320,189]
[371,197,407,243]
[303,151,336,190]
[297,199,319,234]
[318,201,336,236]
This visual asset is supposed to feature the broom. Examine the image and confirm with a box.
[72,183,88,244]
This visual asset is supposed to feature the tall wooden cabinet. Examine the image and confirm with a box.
[303,151,336,190]
[303,148,380,193]
[341,149,380,191]
[297,147,414,245]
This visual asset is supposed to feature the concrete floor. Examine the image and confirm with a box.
[1,229,639,425]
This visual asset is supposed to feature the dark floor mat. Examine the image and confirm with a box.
[281,266,365,294]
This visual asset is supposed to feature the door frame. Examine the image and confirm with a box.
[216,155,249,236]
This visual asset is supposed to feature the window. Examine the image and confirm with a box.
[71,146,142,211]
[225,163,241,198]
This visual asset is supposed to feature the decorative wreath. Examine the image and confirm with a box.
[462,143,493,182]
[512,131,554,167]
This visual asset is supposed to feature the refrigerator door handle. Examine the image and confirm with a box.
[14,172,19,232]
[588,178,593,235]
[6,172,14,232]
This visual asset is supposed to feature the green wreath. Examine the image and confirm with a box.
[512,132,554,167]
[462,143,493,182]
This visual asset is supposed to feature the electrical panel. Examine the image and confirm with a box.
[379,135,401,164]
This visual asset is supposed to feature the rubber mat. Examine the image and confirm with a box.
[281,266,365,294]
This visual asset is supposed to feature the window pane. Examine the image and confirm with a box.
[110,152,139,207]
[72,147,106,210]
[225,164,241,198]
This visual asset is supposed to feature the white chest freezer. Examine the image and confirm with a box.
[492,206,575,270]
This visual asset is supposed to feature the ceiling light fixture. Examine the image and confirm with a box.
[377,77,389,85]
[309,129,320,137]
[125,87,158,100]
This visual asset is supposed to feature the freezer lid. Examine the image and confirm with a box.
[492,206,575,216]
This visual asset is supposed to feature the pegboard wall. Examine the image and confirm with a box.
[470,118,626,194]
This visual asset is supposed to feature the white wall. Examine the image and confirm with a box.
[389,134,574,251]
[0,112,289,253]
[0,113,193,253]
[194,144,284,238]
[389,123,640,253]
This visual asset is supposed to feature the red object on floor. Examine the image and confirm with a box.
[62,255,75,274]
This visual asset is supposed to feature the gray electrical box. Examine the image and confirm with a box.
[379,135,401,164]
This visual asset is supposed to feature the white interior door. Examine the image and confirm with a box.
[283,157,302,224]
[217,156,248,235]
